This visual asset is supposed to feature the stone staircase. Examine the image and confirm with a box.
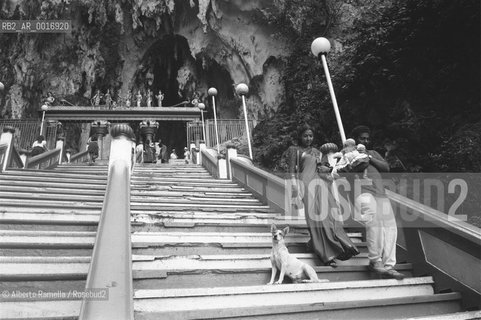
[0,162,479,319]
[129,163,469,320]
[0,164,107,317]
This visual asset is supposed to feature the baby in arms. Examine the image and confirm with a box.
[331,138,369,178]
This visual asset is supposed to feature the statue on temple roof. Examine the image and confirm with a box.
[104,89,112,109]
[155,90,164,107]
[136,90,142,108]
[91,89,102,107]
[116,89,123,108]
[125,90,132,108]
[146,88,153,108]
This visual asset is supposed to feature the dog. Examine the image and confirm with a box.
[268,224,328,284]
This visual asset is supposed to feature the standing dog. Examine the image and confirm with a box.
[268,224,328,284]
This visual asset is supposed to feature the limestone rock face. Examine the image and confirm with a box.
[0,0,293,120]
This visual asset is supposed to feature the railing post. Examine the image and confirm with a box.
[0,126,15,172]
[218,155,227,179]
[189,140,196,163]
[226,143,237,180]
[56,137,65,165]
[91,120,110,160]
[199,140,206,165]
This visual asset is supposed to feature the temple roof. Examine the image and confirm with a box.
[40,105,202,122]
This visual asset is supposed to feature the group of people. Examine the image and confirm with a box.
[134,140,192,164]
[289,124,405,280]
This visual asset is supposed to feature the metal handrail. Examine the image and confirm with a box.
[24,148,61,169]
[79,126,134,320]
[201,148,218,178]
[70,150,89,164]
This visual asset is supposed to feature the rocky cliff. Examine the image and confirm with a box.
[0,0,299,120]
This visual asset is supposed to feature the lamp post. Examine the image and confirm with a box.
[208,87,221,154]
[235,83,253,159]
[40,104,49,136]
[198,102,206,142]
[311,37,346,143]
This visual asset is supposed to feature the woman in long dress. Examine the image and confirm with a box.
[289,124,359,267]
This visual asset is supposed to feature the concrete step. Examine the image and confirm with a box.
[0,180,107,190]
[131,175,239,188]
[397,311,481,320]
[0,191,105,202]
[132,277,450,318]
[0,170,107,179]
[0,199,104,210]
[131,189,254,198]
[132,184,249,193]
[130,197,265,207]
[0,175,107,185]
[0,252,372,281]
[0,206,100,215]
[0,185,107,196]
[0,292,462,320]
[0,230,360,256]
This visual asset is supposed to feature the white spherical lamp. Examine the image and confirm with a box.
[41,104,49,111]
[197,102,205,110]
[311,37,331,57]
[208,87,218,96]
[235,83,249,96]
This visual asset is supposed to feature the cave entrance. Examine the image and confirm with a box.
[136,35,192,107]
[131,120,188,159]
[157,121,187,159]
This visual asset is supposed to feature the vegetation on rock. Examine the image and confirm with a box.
[253,0,480,173]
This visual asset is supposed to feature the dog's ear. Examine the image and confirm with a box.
[271,224,277,233]
[283,226,290,236]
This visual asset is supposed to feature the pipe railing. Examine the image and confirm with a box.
[24,148,61,169]
[79,123,134,320]
[70,150,89,164]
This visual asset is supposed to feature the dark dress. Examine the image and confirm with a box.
[87,141,99,158]
[289,146,358,264]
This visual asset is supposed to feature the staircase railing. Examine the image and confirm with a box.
[206,146,481,309]
[201,148,218,177]
[69,150,89,164]
[387,189,481,310]
[79,124,135,319]
[24,148,61,169]
[0,127,25,171]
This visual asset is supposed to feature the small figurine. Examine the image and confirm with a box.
[46,92,55,105]
[155,90,164,107]
[136,90,142,108]
[191,92,200,107]
[146,88,153,108]
[125,90,132,108]
[104,89,112,109]
[91,89,102,107]
[116,89,122,108]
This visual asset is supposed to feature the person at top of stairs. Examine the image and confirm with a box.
[87,135,99,166]
[30,135,48,157]
[351,125,406,280]
[288,124,360,268]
